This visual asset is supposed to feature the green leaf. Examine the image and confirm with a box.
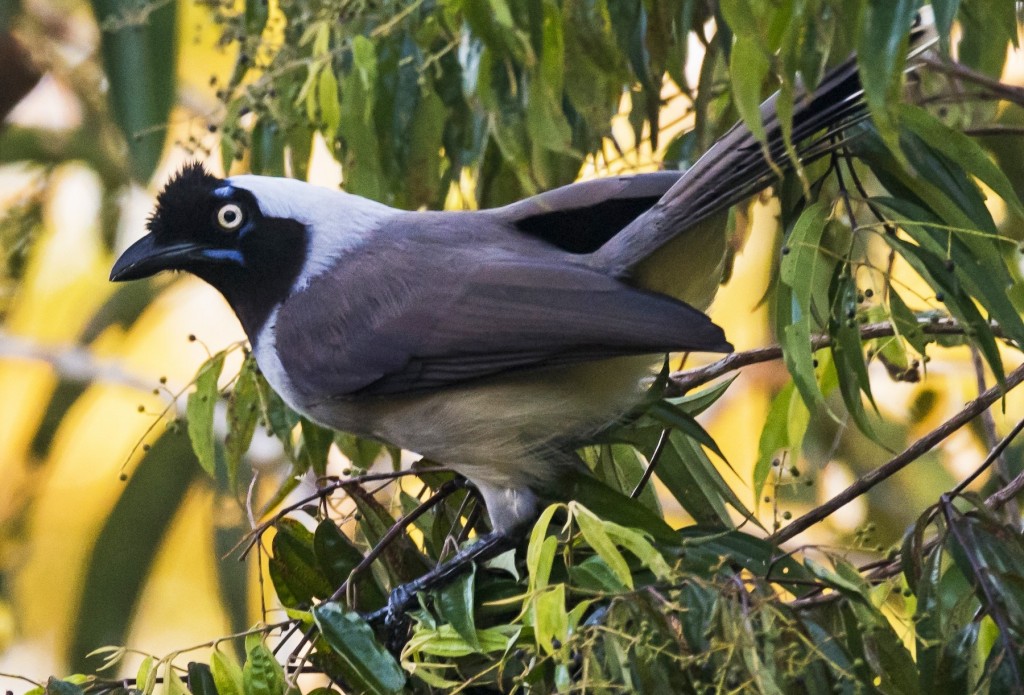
[779,201,832,409]
[136,655,155,694]
[533,583,568,654]
[44,678,84,695]
[210,649,244,695]
[269,518,333,608]
[564,475,677,545]
[318,68,340,140]
[885,232,1005,382]
[186,352,226,477]
[669,375,738,415]
[888,287,928,354]
[250,117,285,177]
[857,0,916,156]
[754,382,806,502]
[187,662,218,695]
[242,642,286,695]
[527,503,562,590]
[90,0,177,181]
[313,603,407,694]
[931,0,960,55]
[435,566,479,649]
[828,265,877,437]
[313,519,385,609]
[244,0,269,37]
[729,36,770,142]
[880,194,1024,357]
[647,400,728,462]
[959,0,1016,76]
[573,503,633,589]
[650,429,758,529]
[678,528,814,591]
[569,555,627,592]
[600,518,673,581]
[298,418,333,477]
[225,355,260,490]
[901,104,1024,219]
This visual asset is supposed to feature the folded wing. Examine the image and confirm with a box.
[274,240,731,399]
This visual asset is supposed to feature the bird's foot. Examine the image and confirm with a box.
[383,583,416,651]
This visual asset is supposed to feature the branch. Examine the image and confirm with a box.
[790,415,1024,610]
[0,329,151,390]
[668,318,996,395]
[771,361,1024,545]
[921,55,1024,107]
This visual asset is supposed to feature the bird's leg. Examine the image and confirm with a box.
[363,529,519,647]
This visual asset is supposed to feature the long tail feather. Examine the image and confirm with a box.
[590,8,937,276]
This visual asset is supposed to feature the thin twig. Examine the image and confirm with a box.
[235,469,450,558]
[327,479,467,603]
[970,348,1019,520]
[631,429,670,499]
[772,362,1024,545]
[921,56,1024,107]
[667,318,1002,395]
[949,416,1024,500]
[791,418,1024,611]
[0,329,152,389]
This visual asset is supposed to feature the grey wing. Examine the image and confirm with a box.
[281,256,732,398]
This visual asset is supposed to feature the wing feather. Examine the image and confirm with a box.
[274,232,731,400]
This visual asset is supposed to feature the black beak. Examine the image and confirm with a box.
[110,234,203,282]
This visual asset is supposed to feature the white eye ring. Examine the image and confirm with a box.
[216,203,244,230]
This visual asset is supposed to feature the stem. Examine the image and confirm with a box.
[771,362,1024,545]
[667,318,1000,395]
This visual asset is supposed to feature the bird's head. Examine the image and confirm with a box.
[110,162,390,337]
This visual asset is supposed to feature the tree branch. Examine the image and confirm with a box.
[921,55,1024,107]
[771,361,1024,545]
[667,318,998,395]
[0,329,152,390]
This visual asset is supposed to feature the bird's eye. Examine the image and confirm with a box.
[216,203,244,231]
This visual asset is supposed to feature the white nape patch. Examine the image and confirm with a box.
[229,175,398,290]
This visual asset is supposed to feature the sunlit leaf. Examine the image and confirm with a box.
[242,641,286,695]
[225,354,260,490]
[210,649,244,695]
[186,352,226,477]
[435,566,479,649]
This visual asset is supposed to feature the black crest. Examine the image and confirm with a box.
[147,162,225,238]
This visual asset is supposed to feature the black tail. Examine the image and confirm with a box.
[589,8,937,275]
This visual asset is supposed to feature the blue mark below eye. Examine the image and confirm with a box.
[202,248,245,266]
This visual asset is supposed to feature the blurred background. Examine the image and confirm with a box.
[1,0,1023,685]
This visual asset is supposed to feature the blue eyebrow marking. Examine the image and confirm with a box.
[213,186,235,199]
[202,248,245,265]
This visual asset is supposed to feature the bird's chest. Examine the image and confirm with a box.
[251,304,374,435]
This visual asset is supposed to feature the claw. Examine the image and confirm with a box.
[383,584,414,650]
[360,531,520,651]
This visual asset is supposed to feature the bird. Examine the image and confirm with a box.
[111,14,935,627]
